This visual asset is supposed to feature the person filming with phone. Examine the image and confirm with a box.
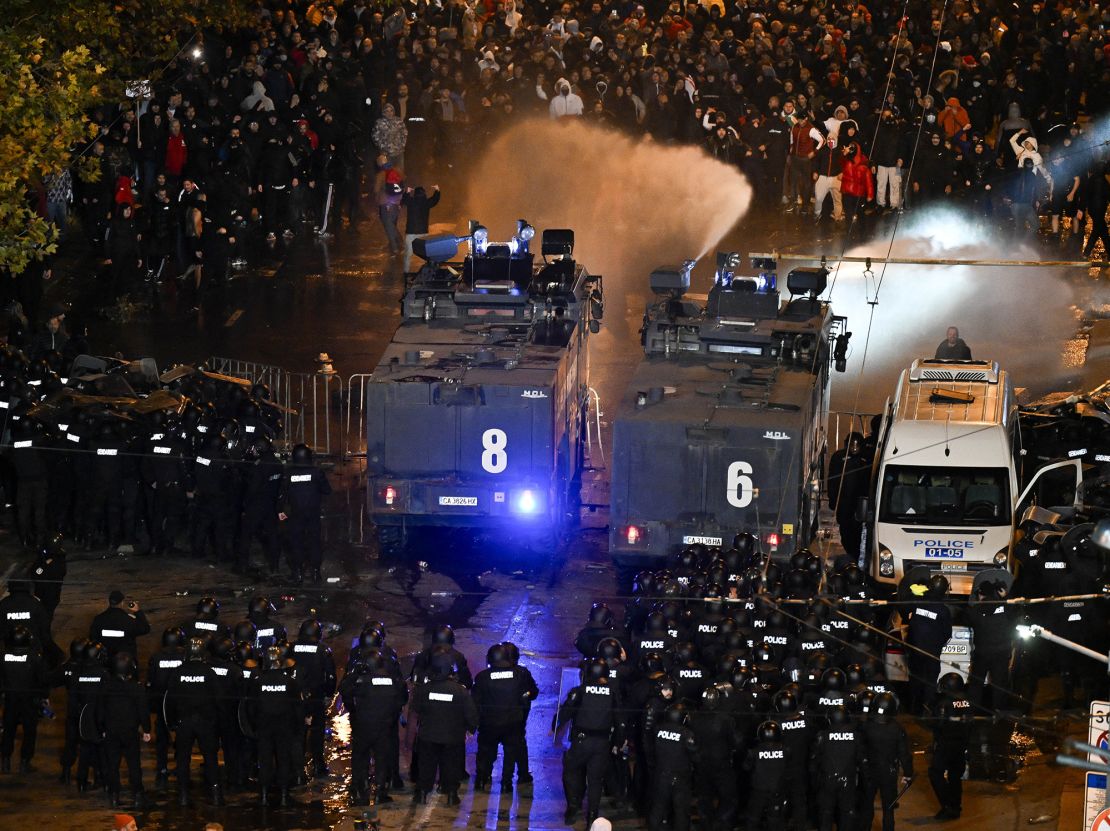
[89,590,152,660]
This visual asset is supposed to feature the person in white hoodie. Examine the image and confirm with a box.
[550,78,584,118]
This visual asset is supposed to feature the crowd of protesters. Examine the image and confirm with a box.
[19,0,1110,324]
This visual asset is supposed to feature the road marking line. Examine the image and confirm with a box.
[224,309,244,327]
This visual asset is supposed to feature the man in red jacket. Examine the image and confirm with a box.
[164,119,188,194]
[840,142,874,228]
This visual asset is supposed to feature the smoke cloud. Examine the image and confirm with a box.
[826,205,1085,415]
[464,119,752,336]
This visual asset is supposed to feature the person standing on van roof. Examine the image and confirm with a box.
[934,327,972,360]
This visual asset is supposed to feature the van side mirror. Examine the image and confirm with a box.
[854,496,870,522]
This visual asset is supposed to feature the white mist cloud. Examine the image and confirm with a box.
[825,205,1082,413]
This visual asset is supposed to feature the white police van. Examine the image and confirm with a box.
[868,359,1081,595]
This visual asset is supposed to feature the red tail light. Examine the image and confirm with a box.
[383,485,397,506]
[765,532,781,547]
[626,525,642,545]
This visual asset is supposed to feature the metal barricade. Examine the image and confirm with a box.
[204,357,343,457]
[828,410,879,454]
[343,373,376,546]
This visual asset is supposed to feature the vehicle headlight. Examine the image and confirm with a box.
[994,548,1009,566]
[878,545,894,577]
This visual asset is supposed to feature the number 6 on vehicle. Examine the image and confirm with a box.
[727,461,753,508]
[482,428,508,473]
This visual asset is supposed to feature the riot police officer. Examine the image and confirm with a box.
[812,705,862,831]
[145,627,184,785]
[648,701,697,831]
[502,641,538,785]
[859,692,913,831]
[929,673,972,820]
[0,578,51,651]
[411,645,478,805]
[280,443,331,584]
[966,580,1016,709]
[54,637,89,783]
[189,433,234,562]
[293,618,337,778]
[555,657,622,826]
[340,650,408,805]
[905,575,953,714]
[101,652,150,807]
[0,625,45,773]
[251,644,304,807]
[247,596,286,652]
[575,602,626,658]
[473,642,539,790]
[238,436,283,574]
[165,638,223,806]
[74,641,110,793]
[412,624,471,687]
[27,533,66,621]
[11,417,50,549]
[691,683,739,831]
[182,596,230,643]
[744,719,788,831]
[139,419,188,557]
[88,590,151,660]
[774,686,814,831]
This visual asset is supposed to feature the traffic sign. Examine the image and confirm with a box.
[1085,702,1110,831]
[1090,803,1110,831]
[1090,702,1110,764]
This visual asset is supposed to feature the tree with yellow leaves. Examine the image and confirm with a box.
[0,0,255,274]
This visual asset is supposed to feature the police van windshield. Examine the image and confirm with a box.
[878,465,1011,526]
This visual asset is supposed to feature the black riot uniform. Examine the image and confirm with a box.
[88,592,151,659]
[182,596,230,644]
[691,684,740,831]
[53,637,88,782]
[556,658,622,826]
[411,625,472,687]
[648,702,697,831]
[101,653,150,806]
[10,419,49,548]
[165,639,223,806]
[145,628,185,782]
[812,706,862,831]
[905,575,953,714]
[292,619,337,777]
[139,426,188,556]
[775,688,814,831]
[207,637,244,790]
[247,597,286,652]
[0,626,46,772]
[189,435,235,562]
[84,422,126,549]
[74,642,110,791]
[0,579,51,651]
[966,581,1016,709]
[340,650,408,805]
[575,603,627,659]
[250,646,304,806]
[411,650,479,805]
[27,534,66,621]
[472,643,539,789]
[237,437,283,573]
[280,444,331,583]
[929,674,972,820]
[744,720,789,831]
[859,693,913,831]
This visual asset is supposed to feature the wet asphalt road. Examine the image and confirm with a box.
[2,172,1104,830]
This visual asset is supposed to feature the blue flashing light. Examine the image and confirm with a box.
[754,271,777,292]
[517,489,538,514]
